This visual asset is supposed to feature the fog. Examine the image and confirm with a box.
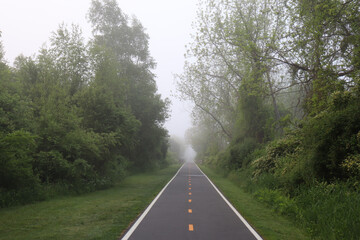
[183,146,196,162]
[0,0,197,140]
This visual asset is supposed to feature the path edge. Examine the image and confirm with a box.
[195,163,263,240]
[120,163,185,240]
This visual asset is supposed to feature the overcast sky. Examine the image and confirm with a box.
[0,0,197,139]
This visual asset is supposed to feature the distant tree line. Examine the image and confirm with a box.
[177,0,360,238]
[0,0,169,207]
[168,136,187,163]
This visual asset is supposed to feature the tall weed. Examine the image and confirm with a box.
[295,182,360,240]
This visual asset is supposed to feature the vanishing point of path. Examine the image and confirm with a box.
[121,161,262,240]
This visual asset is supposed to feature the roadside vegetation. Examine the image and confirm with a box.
[177,0,360,239]
[0,0,171,208]
[0,165,179,240]
[200,166,310,240]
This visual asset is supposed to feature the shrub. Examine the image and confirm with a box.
[33,150,72,183]
[228,138,258,169]
[0,130,44,207]
[0,130,39,190]
[254,189,298,218]
[252,134,302,177]
[301,90,360,181]
[341,154,360,178]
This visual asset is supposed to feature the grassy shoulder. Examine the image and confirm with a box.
[0,164,180,240]
[200,165,310,240]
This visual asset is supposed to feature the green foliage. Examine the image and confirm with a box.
[252,133,302,178]
[341,154,360,178]
[201,166,311,240]
[34,150,71,183]
[0,165,180,240]
[295,182,360,239]
[0,131,43,207]
[0,0,169,207]
[184,0,360,238]
[228,138,258,169]
[254,189,298,218]
[88,0,169,170]
[205,89,360,238]
[301,89,360,181]
[0,131,38,190]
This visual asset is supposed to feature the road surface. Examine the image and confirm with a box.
[121,161,262,240]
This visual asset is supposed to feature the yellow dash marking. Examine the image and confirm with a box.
[188,199,192,203]
[189,187,191,190]
[189,183,191,186]
[189,192,192,195]
[188,209,192,213]
[189,224,194,231]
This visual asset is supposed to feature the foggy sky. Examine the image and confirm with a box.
[0,0,196,139]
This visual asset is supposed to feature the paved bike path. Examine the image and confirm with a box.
[122,161,262,240]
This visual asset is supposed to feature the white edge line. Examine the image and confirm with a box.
[195,163,263,240]
[121,163,185,240]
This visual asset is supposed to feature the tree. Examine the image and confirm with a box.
[49,24,90,96]
[0,31,4,62]
[177,0,287,150]
[277,0,360,114]
[88,0,169,169]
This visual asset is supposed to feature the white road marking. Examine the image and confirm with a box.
[121,163,185,240]
[195,163,263,240]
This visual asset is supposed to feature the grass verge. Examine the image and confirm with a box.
[0,164,180,240]
[200,165,310,240]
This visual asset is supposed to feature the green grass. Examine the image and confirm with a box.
[0,164,180,240]
[200,165,310,240]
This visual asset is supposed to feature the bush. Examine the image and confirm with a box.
[33,150,72,183]
[0,185,45,208]
[0,130,39,191]
[301,89,360,181]
[252,134,302,177]
[228,138,258,169]
[341,153,360,178]
[254,189,298,218]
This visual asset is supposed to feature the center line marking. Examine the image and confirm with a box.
[189,187,191,190]
[189,224,194,231]
[188,199,192,202]
[189,192,192,195]
[188,209,192,213]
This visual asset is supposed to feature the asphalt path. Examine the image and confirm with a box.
[121,161,262,240]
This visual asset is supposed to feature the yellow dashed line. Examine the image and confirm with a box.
[188,209,192,213]
[189,224,194,231]
[188,199,192,203]
[189,187,191,190]
[189,192,192,195]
